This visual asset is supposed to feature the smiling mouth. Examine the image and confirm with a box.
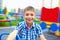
[27,20,31,21]
[26,18,33,21]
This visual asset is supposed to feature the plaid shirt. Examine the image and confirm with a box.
[15,21,43,40]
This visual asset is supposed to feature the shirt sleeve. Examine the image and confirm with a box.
[15,22,23,31]
[36,24,43,36]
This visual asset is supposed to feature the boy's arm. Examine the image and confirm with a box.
[7,22,23,40]
[36,24,46,40]
[39,35,46,40]
[7,30,18,40]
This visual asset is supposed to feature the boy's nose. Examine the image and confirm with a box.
[28,15,32,18]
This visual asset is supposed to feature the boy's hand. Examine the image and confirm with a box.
[40,35,46,40]
[7,30,18,40]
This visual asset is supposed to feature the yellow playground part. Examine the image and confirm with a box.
[45,22,53,29]
[55,30,60,37]
[6,8,9,16]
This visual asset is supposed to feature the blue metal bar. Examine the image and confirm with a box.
[0,32,9,40]
[0,32,21,40]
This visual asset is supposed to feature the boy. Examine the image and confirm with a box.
[7,6,46,40]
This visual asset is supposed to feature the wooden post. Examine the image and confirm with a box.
[51,0,52,8]
[58,0,60,10]
[42,0,44,7]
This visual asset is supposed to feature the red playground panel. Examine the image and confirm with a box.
[0,20,10,22]
[41,7,59,23]
[58,10,60,23]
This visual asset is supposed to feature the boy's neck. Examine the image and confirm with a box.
[26,22,33,29]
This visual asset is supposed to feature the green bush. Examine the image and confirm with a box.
[0,16,10,27]
[11,20,19,26]
[33,18,40,24]
[0,16,6,20]
[0,20,19,27]
[0,22,10,27]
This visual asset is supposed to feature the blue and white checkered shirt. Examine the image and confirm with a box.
[15,21,43,40]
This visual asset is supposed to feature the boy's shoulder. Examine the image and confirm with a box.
[17,21,25,27]
[34,22,41,29]
[19,21,25,25]
[15,21,25,30]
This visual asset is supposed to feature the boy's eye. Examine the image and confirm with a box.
[26,14,29,16]
[31,14,33,16]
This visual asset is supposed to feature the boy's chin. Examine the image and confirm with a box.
[26,21,33,23]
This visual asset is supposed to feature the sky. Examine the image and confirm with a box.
[2,0,58,11]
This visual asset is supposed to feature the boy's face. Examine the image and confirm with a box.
[24,10,36,24]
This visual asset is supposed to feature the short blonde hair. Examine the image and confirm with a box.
[24,6,36,13]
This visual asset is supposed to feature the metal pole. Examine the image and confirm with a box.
[0,0,2,14]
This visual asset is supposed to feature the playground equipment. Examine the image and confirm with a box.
[55,0,60,36]
[41,7,59,28]
[2,7,9,15]
[0,32,21,40]
[5,8,9,16]
[14,8,20,20]
[0,2,12,26]
[50,23,58,33]
[40,22,47,30]
[0,14,12,27]
[40,0,60,36]
[18,8,20,13]
[9,9,14,16]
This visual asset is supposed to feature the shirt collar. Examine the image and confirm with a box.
[24,21,35,29]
